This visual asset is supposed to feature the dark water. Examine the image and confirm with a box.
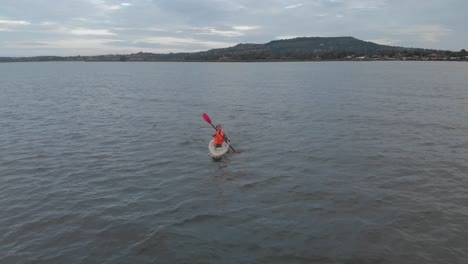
[1,61,468,264]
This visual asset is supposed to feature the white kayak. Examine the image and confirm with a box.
[208,139,229,159]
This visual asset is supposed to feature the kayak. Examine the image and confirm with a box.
[208,139,229,159]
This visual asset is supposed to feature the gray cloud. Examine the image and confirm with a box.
[1,0,467,56]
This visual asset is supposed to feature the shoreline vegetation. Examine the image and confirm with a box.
[1,37,467,63]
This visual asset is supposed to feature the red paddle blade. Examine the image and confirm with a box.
[202,113,212,124]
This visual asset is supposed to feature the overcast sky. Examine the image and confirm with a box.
[1,0,467,56]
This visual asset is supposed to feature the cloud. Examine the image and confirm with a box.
[366,24,455,49]
[389,24,452,43]
[0,20,30,26]
[89,0,132,11]
[232,26,260,31]
[412,25,452,43]
[346,0,385,9]
[316,13,329,17]
[113,27,168,32]
[5,38,122,50]
[39,21,60,27]
[0,20,30,31]
[322,0,385,10]
[285,3,303,9]
[1,0,466,55]
[68,28,117,36]
[37,23,118,36]
[193,27,244,37]
[72,18,88,22]
[107,5,122,10]
[3,38,199,55]
[190,26,260,37]
[135,36,236,49]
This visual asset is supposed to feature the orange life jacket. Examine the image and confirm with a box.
[214,129,225,145]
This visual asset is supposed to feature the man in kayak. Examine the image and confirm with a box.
[212,124,229,148]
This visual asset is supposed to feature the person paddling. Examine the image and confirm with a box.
[212,124,229,148]
[202,113,239,154]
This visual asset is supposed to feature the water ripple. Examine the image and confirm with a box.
[1,62,468,263]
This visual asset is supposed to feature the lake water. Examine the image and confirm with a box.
[1,61,468,264]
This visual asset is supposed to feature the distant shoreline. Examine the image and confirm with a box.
[1,58,467,63]
[2,37,467,63]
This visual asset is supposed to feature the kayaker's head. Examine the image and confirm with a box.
[216,124,222,131]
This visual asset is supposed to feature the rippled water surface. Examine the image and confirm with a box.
[1,62,468,264]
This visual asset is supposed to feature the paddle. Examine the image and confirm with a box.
[202,113,240,153]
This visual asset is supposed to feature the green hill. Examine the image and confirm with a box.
[184,36,442,61]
